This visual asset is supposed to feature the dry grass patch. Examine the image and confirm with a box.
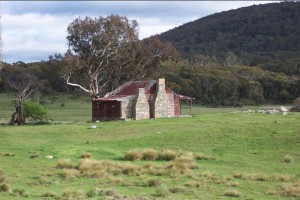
[158,150,179,161]
[0,183,11,192]
[283,154,294,163]
[147,178,162,187]
[142,148,158,161]
[166,154,197,174]
[62,169,80,179]
[124,149,143,161]
[281,183,300,197]
[61,190,86,200]
[41,191,58,198]
[226,181,239,187]
[223,189,241,197]
[169,186,185,193]
[12,188,29,197]
[57,159,73,169]
[0,152,15,157]
[155,185,169,197]
[194,153,215,160]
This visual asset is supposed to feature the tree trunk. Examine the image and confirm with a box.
[16,101,26,125]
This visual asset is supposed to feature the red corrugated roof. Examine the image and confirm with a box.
[113,80,156,95]
[94,80,192,101]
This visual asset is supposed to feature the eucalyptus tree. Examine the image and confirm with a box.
[59,15,179,100]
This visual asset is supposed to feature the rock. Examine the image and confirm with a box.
[45,155,53,159]
[280,106,288,112]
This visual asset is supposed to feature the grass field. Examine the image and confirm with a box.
[0,92,299,199]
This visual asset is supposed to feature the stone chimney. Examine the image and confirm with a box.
[134,88,150,120]
[154,78,170,118]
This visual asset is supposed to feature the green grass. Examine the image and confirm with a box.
[0,92,299,199]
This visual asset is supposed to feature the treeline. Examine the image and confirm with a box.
[160,61,300,106]
[0,59,299,106]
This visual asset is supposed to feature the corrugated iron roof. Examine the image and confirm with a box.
[111,80,156,96]
[94,79,192,101]
[97,95,135,101]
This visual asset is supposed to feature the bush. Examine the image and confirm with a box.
[24,101,47,121]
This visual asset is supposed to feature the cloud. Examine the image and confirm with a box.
[1,1,280,63]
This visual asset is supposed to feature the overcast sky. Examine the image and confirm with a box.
[1,1,279,64]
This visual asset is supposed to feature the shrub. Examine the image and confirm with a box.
[223,189,241,197]
[147,179,162,187]
[0,183,11,192]
[24,101,47,121]
[63,169,80,179]
[155,185,169,197]
[284,155,293,163]
[124,149,143,161]
[57,159,73,169]
[158,150,178,161]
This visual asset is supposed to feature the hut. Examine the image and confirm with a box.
[92,78,192,121]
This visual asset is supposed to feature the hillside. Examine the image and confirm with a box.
[159,2,300,75]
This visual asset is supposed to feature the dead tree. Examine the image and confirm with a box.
[9,73,37,125]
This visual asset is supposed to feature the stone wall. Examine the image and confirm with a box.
[134,88,150,120]
[154,78,171,118]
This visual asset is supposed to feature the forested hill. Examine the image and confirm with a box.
[159,2,300,76]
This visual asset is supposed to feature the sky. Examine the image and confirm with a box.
[1,1,279,64]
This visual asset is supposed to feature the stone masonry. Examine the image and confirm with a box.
[154,78,171,118]
[134,88,150,120]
